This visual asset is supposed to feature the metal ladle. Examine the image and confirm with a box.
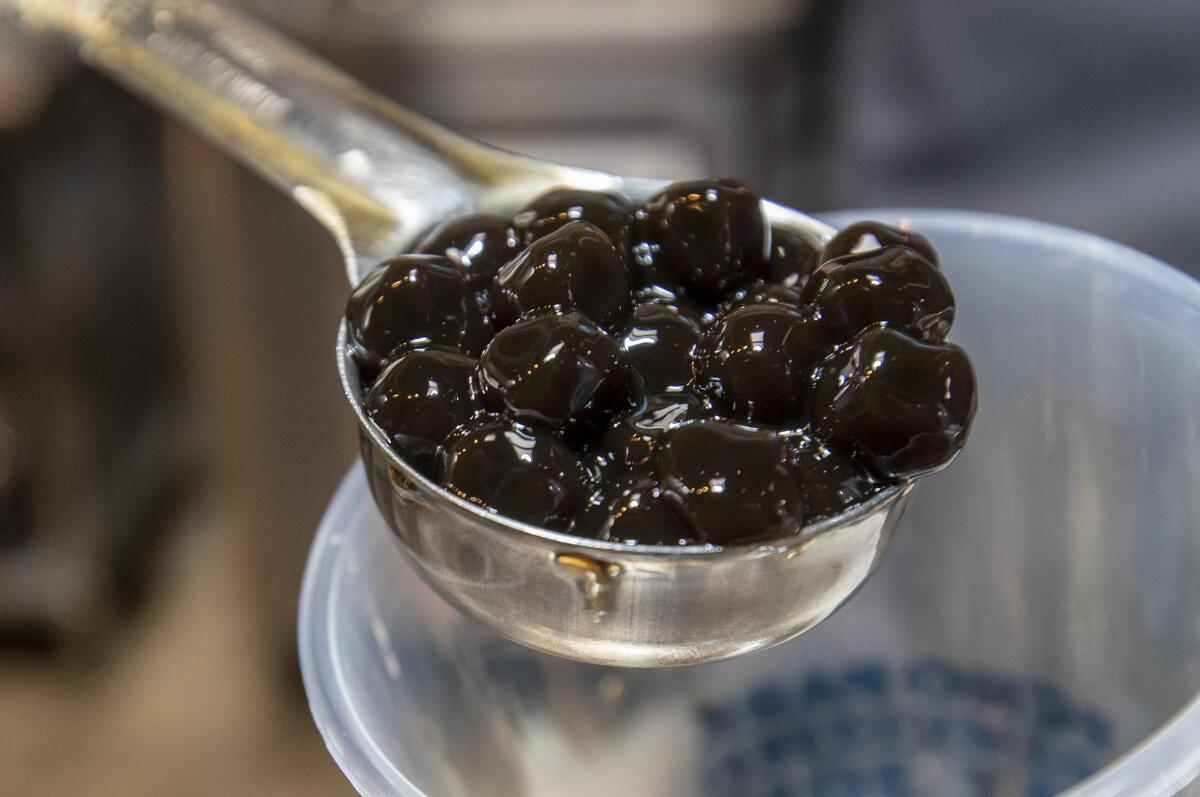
[9,0,913,666]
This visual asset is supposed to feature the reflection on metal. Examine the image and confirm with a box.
[554,553,622,617]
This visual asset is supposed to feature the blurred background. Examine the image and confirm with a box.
[0,1,1197,795]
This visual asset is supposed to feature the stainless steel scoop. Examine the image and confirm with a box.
[9,0,913,666]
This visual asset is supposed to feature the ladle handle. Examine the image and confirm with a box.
[6,0,558,281]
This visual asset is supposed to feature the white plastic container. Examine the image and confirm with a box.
[299,211,1200,796]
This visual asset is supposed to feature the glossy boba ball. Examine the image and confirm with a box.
[803,245,954,344]
[477,311,636,443]
[627,241,721,327]
[513,188,635,258]
[620,302,703,394]
[820,220,940,268]
[441,417,593,531]
[490,221,632,332]
[416,213,520,290]
[812,327,977,479]
[696,304,827,426]
[637,291,721,332]
[784,432,881,520]
[720,280,804,314]
[768,226,822,290]
[346,254,491,378]
[629,234,667,290]
[655,421,803,545]
[638,178,769,303]
[364,348,480,479]
[579,468,698,545]
[596,392,708,471]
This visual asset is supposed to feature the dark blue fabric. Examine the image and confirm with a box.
[826,0,1200,275]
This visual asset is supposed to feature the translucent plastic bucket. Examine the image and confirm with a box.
[299,211,1200,797]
